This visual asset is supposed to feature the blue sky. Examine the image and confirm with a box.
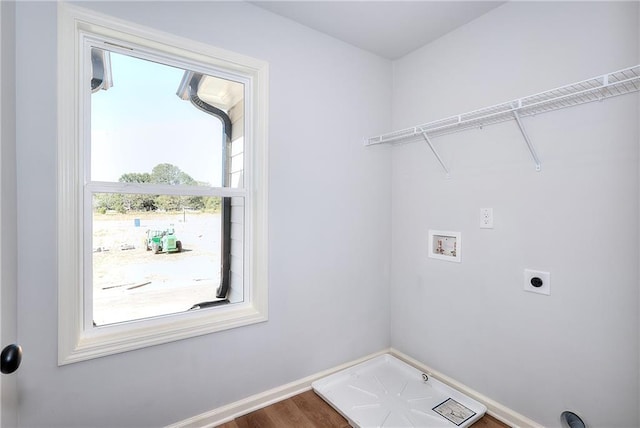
[91,50,224,186]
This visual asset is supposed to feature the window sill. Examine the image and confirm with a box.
[60,301,267,365]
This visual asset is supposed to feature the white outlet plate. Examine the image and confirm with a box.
[524,269,550,295]
[480,208,493,229]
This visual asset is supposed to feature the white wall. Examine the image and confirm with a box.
[0,1,18,427]
[13,2,640,427]
[390,2,639,427]
[14,2,391,427]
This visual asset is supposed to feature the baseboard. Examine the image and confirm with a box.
[167,347,542,428]
[390,348,543,428]
[166,349,391,428]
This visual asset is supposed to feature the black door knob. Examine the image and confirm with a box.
[1,344,22,374]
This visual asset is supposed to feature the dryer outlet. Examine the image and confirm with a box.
[524,269,550,295]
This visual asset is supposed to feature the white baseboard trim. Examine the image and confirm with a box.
[389,348,543,428]
[167,348,542,428]
[166,349,390,428]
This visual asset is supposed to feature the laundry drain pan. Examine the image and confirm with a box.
[312,354,486,428]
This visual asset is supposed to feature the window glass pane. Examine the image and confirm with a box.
[90,49,244,188]
[91,193,241,326]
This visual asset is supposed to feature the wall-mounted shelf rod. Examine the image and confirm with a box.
[365,65,640,173]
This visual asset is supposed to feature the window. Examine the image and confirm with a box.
[90,50,243,326]
[58,4,268,364]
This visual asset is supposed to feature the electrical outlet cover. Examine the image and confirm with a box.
[524,269,550,295]
[480,208,493,229]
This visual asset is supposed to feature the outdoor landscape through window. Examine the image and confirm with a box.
[92,200,224,325]
[89,48,244,326]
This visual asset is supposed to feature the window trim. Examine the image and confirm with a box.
[57,3,268,365]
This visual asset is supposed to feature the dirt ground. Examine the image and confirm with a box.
[92,211,223,326]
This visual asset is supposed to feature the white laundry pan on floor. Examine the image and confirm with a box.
[312,354,486,428]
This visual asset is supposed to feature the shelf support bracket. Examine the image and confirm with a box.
[419,130,450,178]
[513,111,541,172]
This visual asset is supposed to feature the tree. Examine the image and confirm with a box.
[118,172,156,211]
[93,192,125,214]
[155,195,182,211]
[94,164,206,213]
[150,164,202,211]
[203,196,221,212]
[119,172,151,183]
[150,163,195,186]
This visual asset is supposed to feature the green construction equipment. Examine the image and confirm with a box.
[145,227,182,254]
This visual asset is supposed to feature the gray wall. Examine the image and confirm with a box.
[390,2,639,427]
[1,1,18,427]
[11,1,640,427]
[14,2,391,427]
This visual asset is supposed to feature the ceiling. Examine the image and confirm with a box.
[250,1,506,60]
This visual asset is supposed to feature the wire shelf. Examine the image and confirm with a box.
[366,65,640,146]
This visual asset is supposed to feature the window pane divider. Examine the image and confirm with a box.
[86,181,246,197]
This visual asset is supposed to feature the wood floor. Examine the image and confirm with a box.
[217,390,510,428]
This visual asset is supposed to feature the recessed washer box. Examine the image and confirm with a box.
[312,354,486,427]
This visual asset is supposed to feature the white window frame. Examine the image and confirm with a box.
[57,3,268,365]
